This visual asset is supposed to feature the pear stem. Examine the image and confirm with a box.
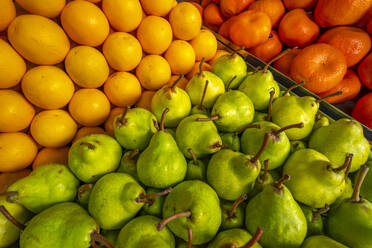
[160,108,169,131]
[315,91,342,103]
[116,105,130,127]
[283,81,305,96]
[311,204,330,222]
[153,119,160,131]
[260,160,269,181]
[198,80,210,109]
[78,184,93,199]
[188,148,198,165]
[263,48,290,73]
[0,205,25,230]
[228,194,248,218]
[196,115,220,122]
[210,141,223,149]
[351,165,369,203]
[198,57,206,75]
[239,227,264,248]
[80,142,95,150]
[272,123,304,136]
[250,133,271,164]
[187,226,193,248]
[232,46,245,56]
[136,187,173,203]
[130,149,140,159]
[235,124,261,136]
[5,191,19,203]
[156,211,192,231]
[265,89,275,122]
[171,74,184,91]
[90,229,115,248]
[332,154,353,173]
[275,175,291,190]
[226,75,238,90]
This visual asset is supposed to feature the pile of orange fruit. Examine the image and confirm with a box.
[0,0,224,184]
[197,0,372,129]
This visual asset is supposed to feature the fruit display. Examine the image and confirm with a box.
[198,0,372,129]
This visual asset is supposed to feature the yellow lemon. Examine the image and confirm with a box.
[0,0,16,31]
[102,0,142,32]
[21,66,75,109]
[0,90,35,132]
[8,14,70,65]
[15,0,65,18]
[0,132,38,172]
[72,126,105,144]
[137,16,173,55]
[169,2,202,41]
[140,0,177,16]
[30,109,77,148]
[65,46,109,88]
[32,147,69,170]
[0,39,26,88]
[190,29,217,61]
[61,0,109,46]
[135,91,156,111]
[136,55,171,90]
[69,89,111,126]
[165,40,196,75]
[103,32,142,72]
[104,72,142,107]
[104,107,124,136]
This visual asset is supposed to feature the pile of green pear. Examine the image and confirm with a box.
[2,52,372,248]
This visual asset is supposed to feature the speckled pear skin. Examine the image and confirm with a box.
[220,132,240,152]
[253,112,268,122]
[142,188,166,217]
[77,184,93,209]
[117,215,175,248]
[272,96,317,140]
[176,114,222,159]
[162,180,221,245]
[113,108,158,150]
[191,105,210,116]
[20,202,97,248]
[220,200,246,230]
[68,134,122,183]
[7,163,79,213]
[309,118,370,173]
[245,184,307,248]
[207,149,261,200]
[333,177,353,207]
[302,235,348,248]
[186,159,207,181]
[290,140,306,154]
[88,173,144,230]
[137,131,187,188]
[211,91,254,132]
[300,204,324,237]
[118,150,139,181]
[207,228,262,248]
[360,161,372,202]
[212,53,247,89]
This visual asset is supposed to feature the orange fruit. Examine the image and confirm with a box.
[169,2,202,41]
[203,3,225,26]
[190,29,217,61]
[103,32,142,72]
[32,147,70,170]
[209,50,230,66]
[102,0,142,32]
[135,91,156,111]
[278,9,320,47]
[0,132,38,172]
[317,26,372,67]
[104,107,124,136]
[187,61,212,79]
[0,39,26,89]
[249,31,283,63]
[367,18,372,35]
[137,16,173,55]
[61,0,110,46]
[0,169,31,194]
[358,52,372,90]
[136,55,172,90]
[0,0,16,31]
[104,72,142,107]
[168,75,189,90]
[220,0,254,18]
[73,127,105,143]
[290,43,347,94]
[30,109,77,148]
[248,0,285,28]
[140,0,177,16]
[165,40,196,75]
[273,48,301,76]
[69,89,111,126]
[65,46,109,88]
[282,0,317,10]
[15,0,65,18]
[0,90,35,132]
[352,92,372,129]
[218,16,237,38]
[21,66,75,109]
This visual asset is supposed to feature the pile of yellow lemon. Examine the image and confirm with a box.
[0,0,224,181]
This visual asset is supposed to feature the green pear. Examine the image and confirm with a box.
[300,204,329,237]
[151,75,192,127]
[212,52,247,89]
[190,78,211,116]
[77,184,93,209]
[283,149,351,208]
[253,112,268,122]
[7,164,79,213]
[207,228,263,248]
[290,140,306,153]
[68,134,122,183]
[166,128,177,139]
[117,215,175,248]
[360,160,372,202]
[88,173,145,230]
[113,106,158,150]
[313,115,329,130]
[248,160,275,199]
[101,230,119,247]
[309,118,370,172]
[186,60,225,109]
[0,196,32,248]
[118,149,139,181]
[302,235,348,248]
[159,180,221,245]
[245,175,307,248]
[220,132,240,152]
[141,187,172,217]
[327,165,372,248]
[20,202,114,248]
[176,114,222,159]
[221,194,247,230]
[186,148,207,181]
[137,109,187,188]
[333,177,353,207]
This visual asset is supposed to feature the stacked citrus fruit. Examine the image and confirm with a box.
[0,0,221,178]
